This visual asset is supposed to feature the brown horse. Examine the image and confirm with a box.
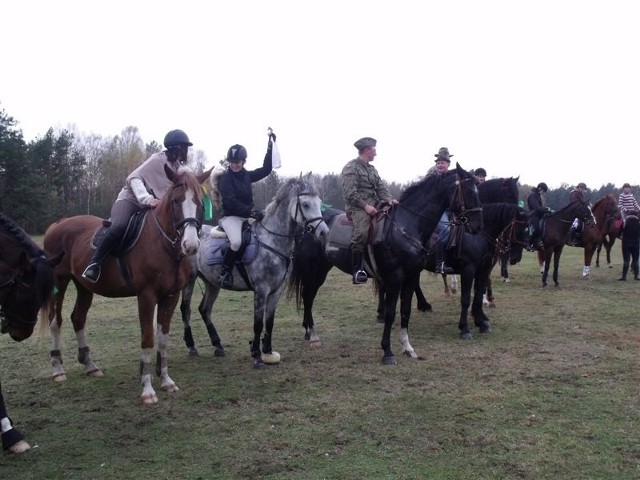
[538,200,596,287]
[43,165,211,404]
[0,212,56,453]
[576,194,621,278]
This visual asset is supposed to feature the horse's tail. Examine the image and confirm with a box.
[285,251,304,312]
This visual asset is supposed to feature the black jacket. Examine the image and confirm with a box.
[219,147,273,217]
[622,215,640,246]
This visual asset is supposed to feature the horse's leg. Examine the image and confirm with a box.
[442,274,452,297]
[49,280,69,381]
[301,268,329,346]
[583,244,595,279]
[381,284,400,365]
[155,293,180,394]
[71,284,103,378]
[500,253,510,282]
[414,275,432,312]
[606,239,615,268]
[137,294,160,404]
[0,381,29,453]
[484,276,496,308]
[399,274,419,358]
[260,288,282,365]
[473,271,491,334]
[376,285,385,324]
[458,270,473,340]
[595,243,602,268]
[552,248,562,287]
[197,280,224,357]
[541,250,551,287]
[179,269,199,356]
[250,289,268,369]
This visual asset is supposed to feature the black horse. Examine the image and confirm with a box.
[421,203,528,338]
[414,176,520,311]
[318,164,482,364]
[0,212,56,453]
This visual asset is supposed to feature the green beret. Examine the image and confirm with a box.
[354,137,377,150]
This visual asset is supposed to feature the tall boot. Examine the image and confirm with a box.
[351,250,367,284]
[618,262,629,281]
[568,226,577,246]
[218,248,239,288]
[434,242,453,274]
[633,261,639,280]
[82,229,121,283]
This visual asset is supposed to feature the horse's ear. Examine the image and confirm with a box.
[197,166,214,184]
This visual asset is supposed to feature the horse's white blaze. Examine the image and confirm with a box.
[399,328,417,357]
[180,188,200,256]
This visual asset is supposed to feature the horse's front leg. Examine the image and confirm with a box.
[1,383,29,453]
[552,248,562,287]
[458,271,473,340]
[70,287,102,378]
[138,294,160,404]
[250,290,268,368]
[179,271,198,356]
[399,277,418,358]
[381,284,400,365]
[260,289,282,365]
[541,251,552,287]
[197,280,224,357]
[301,278,323,347]
[156,293,180,394]
[414,274,432,312]
[472,272,491,335]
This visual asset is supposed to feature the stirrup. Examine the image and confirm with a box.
[82,263,101,283]
[435,262,454,274]
[218,272,233,288]
[352,269,368,284]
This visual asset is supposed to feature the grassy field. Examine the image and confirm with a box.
[1,244,640,479]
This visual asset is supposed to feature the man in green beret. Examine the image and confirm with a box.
[341,137,398,284]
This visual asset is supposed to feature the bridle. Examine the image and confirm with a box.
[494,211,530,255]
[449,175,483,228]
[0,268,40,331]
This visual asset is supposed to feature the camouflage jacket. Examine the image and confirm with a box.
[341,158,392,211]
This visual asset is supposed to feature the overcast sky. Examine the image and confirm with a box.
[2,1,639,189]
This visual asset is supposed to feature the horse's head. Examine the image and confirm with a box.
[289,177,329,241]
[162,165,212,256]
[447,163,483,233]
[579,201,597,228]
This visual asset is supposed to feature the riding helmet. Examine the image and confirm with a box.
[226,144,248,163]
[577,182,587,189]
[164,129,193,148]
[474,168,487,177]
[537,182,548,192]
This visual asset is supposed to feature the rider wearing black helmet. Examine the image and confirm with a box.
[82,129,194,283]
[216,132,276,288]
[526,182,549,251]
[473,167,487,183]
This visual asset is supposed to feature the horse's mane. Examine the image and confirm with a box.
[479,177,519,204]
[264,176,319,217]
[593,194,617,210]
[206,166,226,212]
[0,212,46,259]
[399,172,446,203]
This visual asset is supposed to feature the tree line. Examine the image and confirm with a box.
[0,105,630,234]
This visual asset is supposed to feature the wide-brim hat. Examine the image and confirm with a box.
[434,147,453,162]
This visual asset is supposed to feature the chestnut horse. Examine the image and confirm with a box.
[43,165,210,404]
[581,194,620,276]
[0,212,56,453]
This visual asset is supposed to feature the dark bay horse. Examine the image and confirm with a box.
[399,203,528,339]
[0,212,56,453]
[325,164,482,364]
[179,177,328,367]
[43,165,211,404]
[414,176,520,310]
[537,200,596,287]
[577,194,620,277]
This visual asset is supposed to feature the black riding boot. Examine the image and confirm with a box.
[82,230,121,283]
[351,251,367,284]
[218,248,239,288]
[568,226,577,246]
[618,262,629,281]
[434,242,453,274]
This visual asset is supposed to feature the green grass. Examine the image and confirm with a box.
[2,245,640,479]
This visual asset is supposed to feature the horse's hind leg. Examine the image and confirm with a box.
[0,383,30,453]
[71,285,103,378]
[198,280,224,357]
[180,270,199,356]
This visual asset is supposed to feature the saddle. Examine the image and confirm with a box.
[326,205,390,251]
[91,210,148,255]
[202,222,258,266]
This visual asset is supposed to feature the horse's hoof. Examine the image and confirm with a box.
[161,383,179,393]
[309,339,322,348]
[188,349,199,357]
[52,374,67,382]
[460,332,473,340]
[214,348,226,357]
[403,350,417,358]
[8,440,31,454]
[261,351,281,364]
[253,358,267,369]
[382,355,397,365]
[87,369,104,378]
[141,394,158,404]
